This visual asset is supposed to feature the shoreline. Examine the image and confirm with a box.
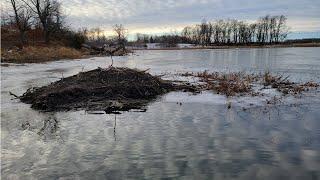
[1,43,319,64]
[131,42,320,51]
[0,46,130,64]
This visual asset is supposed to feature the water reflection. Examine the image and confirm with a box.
[37,114,59,139]
[1,48,320,179]
[2,95,320,179]
[113,115,117,142]
[19,112,62,142]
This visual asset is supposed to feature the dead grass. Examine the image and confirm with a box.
[180,71,319,97]
[262,71,319,95]
[184,71,257,96]
[1,46,83,63]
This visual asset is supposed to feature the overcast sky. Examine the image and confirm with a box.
[62,0,320,36]
[2,0,319,37]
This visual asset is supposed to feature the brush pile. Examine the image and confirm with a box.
[20,67,175,112]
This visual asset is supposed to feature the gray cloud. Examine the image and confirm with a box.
[62,0,320,33]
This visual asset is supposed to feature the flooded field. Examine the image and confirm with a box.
[2,47,320,179]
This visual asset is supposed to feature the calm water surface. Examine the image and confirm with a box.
[1,48,320,179]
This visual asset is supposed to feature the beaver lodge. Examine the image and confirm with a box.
[20,67,177,113]
[19,67,318,113]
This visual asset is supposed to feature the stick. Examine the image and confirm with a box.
[9,91,19,98]
[140,68,150,73]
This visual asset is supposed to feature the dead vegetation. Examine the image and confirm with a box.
[195,71,258,96]
[1,45,133,63]
[1,46,83,63]
[180,71,319,97]
[180,71,259,96]
[262,71,319,95]
[88,46,133,57]
[18,67,318,113]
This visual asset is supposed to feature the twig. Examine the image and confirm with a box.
[9,91,19,98]
[110,55,114,67]
[140,68,150,73]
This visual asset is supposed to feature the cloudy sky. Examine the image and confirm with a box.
[62,0,320,36]
[3,0,319,38]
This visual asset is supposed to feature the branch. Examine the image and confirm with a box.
[20,0,38,14]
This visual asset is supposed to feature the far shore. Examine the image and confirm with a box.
[131,42,320,50]
[0,46,130,64]
[1,42,320,64]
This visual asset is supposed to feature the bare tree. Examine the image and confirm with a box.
[231,19,239,44]
[10,0,33,44]
[21,0,62,43]
[269,16,277,43]
[113,24,127,49]
[135,14,288,46]
[181,26,192,42]
[136,33,150,43]
[275,15,288,42]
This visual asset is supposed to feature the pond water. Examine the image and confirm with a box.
[1,47,320,179]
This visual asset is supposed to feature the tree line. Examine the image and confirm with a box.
[5,0,65,44]
[135,33,188,47]
[3,1,289,48]
[2,0,89,48]
[2,0,130,49]
[82,25,127,46]
[134,15,289,46]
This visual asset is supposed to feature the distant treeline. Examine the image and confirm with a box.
[134,15,289,46]
[285,38,320,43]
[2,2,298,50]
